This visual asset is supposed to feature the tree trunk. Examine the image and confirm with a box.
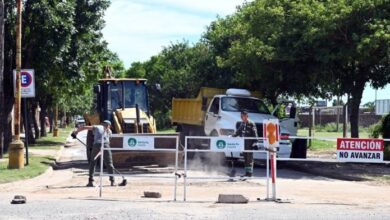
[349,80,365,138]
[2,0,15,154]
[0,0,4,158]
[27,100,35,143]
[32,102,40,139]
[40,105,47,137]
[49,110,53,133]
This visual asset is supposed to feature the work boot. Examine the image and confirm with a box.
[118,179,127,186]
[110,180,116,186]
[245,172,252,177]
[240,172,252,181]
[86,181,94,187]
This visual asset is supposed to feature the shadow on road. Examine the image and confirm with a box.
[51,160,89,170]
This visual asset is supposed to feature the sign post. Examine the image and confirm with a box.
[263,119,280,201]
[13,69,35,166]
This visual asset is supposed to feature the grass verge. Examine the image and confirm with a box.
[29,126,73,149]
[309,139,336,151]
[0,126,73,184]
[0,156,55,184]
[298,129,370,151]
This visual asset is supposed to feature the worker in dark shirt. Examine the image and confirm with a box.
[233,110,258,177]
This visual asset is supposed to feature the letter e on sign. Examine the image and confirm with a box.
[21,71,32,87]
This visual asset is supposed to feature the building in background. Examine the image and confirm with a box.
[376,99,390,115]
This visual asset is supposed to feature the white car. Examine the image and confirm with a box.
[74,116,85,128]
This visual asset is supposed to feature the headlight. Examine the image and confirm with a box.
[219,129,235,136]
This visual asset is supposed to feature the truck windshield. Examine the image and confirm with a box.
[221,97,270,114]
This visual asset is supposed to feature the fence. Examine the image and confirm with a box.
[97,133,389,201]
[98,134,180,200]
[183,136,277,201]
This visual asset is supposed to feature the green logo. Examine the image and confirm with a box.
[216,140,226,149]
[128,138,137,147]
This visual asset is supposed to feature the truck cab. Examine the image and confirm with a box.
[86,78,157,134]
[204,89,297,158]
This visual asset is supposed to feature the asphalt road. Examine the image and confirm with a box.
[1,197,390,220]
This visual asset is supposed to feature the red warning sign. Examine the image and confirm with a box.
[337,138,384,163]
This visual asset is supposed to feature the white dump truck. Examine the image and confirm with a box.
[172,87,301,159]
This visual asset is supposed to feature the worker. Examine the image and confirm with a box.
[232,110,258,178]
[72,120,116,187]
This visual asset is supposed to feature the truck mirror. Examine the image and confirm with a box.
[93,84,101,94]
[290,106,297,118]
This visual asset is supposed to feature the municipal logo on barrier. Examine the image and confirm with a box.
[123,136,154,150]
[210,137,243,152]
[216,140,226,149]
[127,138,137,147]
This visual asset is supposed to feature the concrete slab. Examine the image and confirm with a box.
[218,194,249,204]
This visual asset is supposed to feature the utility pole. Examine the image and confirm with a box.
[0,0,4,159]
[8,0,24,169]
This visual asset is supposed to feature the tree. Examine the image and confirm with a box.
[1,0,119,152]
[322,0,389,137]
[126,41,229,128]
[204,0,389,137]
[203,0,334,106]
[20,0,116,137]
[0,0,4,158]
[1,0,16,153]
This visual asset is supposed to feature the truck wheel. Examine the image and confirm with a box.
[210,130,218,137]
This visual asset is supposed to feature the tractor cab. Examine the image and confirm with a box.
[88,78,156,134]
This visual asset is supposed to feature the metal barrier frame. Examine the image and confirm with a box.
[98,135,180,200]
[183,136,275,202]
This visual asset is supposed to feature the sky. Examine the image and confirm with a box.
[102,0,389,105]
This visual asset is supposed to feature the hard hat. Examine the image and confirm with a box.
[103,120,111,126]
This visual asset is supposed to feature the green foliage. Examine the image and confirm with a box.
[0,126,70,183]
[126,0,389,131]
[368,122,382,138]
[16,0,123,114]
[0,156,53,183]
[370,113,390,159]
[314,123,342,133]
[204,0,389,135]
[309,139,336,151]
[370,114,390,138]
[381,114,390,139]
[126,41,232,128]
